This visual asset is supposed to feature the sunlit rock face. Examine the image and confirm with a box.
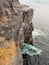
[0,37,23,65]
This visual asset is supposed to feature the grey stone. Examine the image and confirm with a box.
[0,0,34,65]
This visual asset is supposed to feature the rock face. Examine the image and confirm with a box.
[0,0,34,44]
[0,37,23,65]
[22,7,34,44]
[0,0,34,65]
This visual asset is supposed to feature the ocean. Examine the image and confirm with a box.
[19,0,49,64]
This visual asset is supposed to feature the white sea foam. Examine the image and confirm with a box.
[32,29,45,37]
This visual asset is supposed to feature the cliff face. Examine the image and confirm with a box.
[0,0,34,45]
[0,0,34,65]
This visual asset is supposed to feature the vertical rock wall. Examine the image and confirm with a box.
[0,0,34,65]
